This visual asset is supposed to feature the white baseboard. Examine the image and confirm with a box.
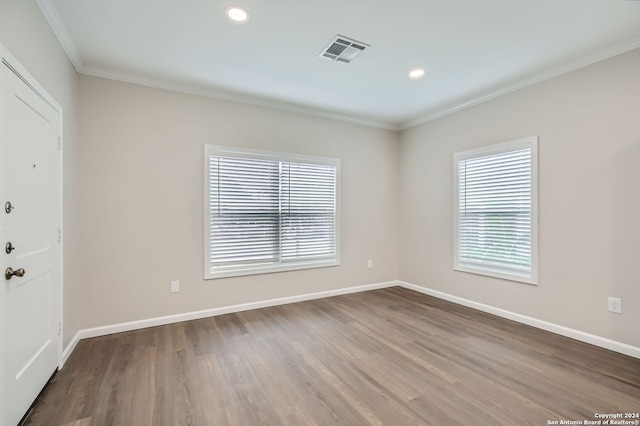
[62,332,81,366]
[61,280,398,365]
[398,281,640,359]
[62,279,639,366]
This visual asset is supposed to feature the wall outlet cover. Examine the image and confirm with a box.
[607,297,622,314]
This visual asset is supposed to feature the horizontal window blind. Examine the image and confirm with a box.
[209,156,281,267]
[455,138,536,282]
[206,146,339,278]
[280,162,337,262]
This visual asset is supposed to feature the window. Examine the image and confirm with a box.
[204,145,340,279]
[453,137,538,284]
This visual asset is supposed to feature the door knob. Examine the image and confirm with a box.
[5,201,14,214]
[5,267,25,280]
[5,242,15,254]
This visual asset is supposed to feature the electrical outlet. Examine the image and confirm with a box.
[608,297,622,314]
[170,280,180,293]
[367,259,373,269]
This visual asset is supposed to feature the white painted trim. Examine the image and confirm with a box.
[79,38,640,132]
[80,66,399,131]
[398,281,640,359]
[204,145,341,280]
[0,43,6,426]
[400,38,640,130]
[36,0,640,132]
[0,42,65,359]
[453,136,538,285]
[61,332,81,367]
[61,281,398,360]
[36,0,397,131]
[61,279,640,365]
[35,0,84,72]
[0,43,65,425]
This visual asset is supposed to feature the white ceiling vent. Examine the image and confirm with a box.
[319,35,370,63]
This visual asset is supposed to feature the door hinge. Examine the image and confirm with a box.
[57,320,62,336]
[58,136,61,150]
[58,228,62,243]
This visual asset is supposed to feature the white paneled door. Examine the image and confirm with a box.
[1,57,61,426]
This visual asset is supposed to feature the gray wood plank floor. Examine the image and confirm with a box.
[23,287,640,425]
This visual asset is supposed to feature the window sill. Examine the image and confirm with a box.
[205,259,340,280]
[454,264,538,286]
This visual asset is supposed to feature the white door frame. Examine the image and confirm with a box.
[0,41,64,422]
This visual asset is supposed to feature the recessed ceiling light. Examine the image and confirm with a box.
[225,6,249,23]
[409,68,426,80]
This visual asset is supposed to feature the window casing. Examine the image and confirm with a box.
[453,137,538,285]
[205,145,340,279]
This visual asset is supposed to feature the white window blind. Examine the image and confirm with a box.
[209,156,281,268]
[205,146,340,279]
[280,162,337,262]
[454,137,538,284]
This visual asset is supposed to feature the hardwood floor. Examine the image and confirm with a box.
[23,287,640,425]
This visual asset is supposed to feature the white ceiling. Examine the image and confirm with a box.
[40,0,640,130]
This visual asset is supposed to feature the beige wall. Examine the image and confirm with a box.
[399,48,640,347]
[77,75,400,328]
[0,0,81,348]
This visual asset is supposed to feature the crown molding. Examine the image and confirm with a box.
[68,38,640,133]
[399,38,640,130]
[36,0,84,72]
[79,65,399,130]
[35,0,640,133]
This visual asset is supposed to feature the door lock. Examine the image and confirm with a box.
[5,201,14,214]
[5,242,15,254]
[5,267,25,280]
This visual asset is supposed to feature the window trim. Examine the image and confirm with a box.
[453,136,539,285]
[204,145,341,280]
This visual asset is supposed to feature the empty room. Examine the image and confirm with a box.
[1,0,640,425]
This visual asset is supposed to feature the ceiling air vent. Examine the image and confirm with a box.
[319,35,370,63]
